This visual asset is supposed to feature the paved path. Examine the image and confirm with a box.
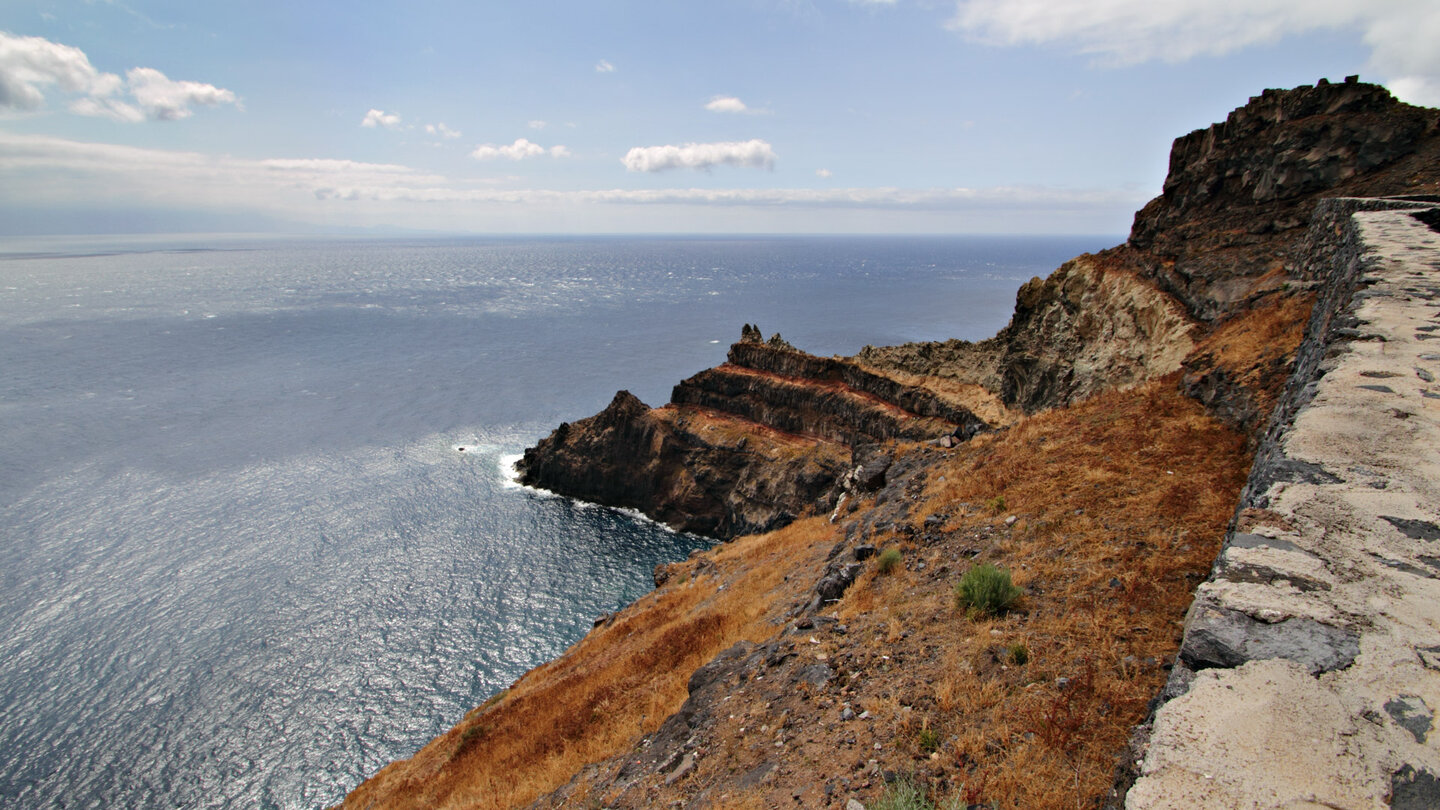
[1128,207,1440,808]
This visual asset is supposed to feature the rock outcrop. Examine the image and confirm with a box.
[1130,76,1440,321]
[518,340,990,538]
[859,253,1199,413]
[861,79,1440,416]
[517,390,847,537]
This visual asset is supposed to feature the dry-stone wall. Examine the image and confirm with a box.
[1121,199,1440,808]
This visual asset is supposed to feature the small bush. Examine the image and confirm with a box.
[1007,642,1029,666]
[954,564,1022,617]
[871,775,932,810]
[985,495,1006,513]
[871,775,969,810]
[877,547,903,574]
[917,725,940,753]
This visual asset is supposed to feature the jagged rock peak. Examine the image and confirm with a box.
[1130,77,1438,254]
[737,323,796,351]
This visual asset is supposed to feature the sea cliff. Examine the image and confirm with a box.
[341,79,1440,809]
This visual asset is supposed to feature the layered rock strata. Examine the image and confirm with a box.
[518,339,988,538]
[1119,203,1440,808]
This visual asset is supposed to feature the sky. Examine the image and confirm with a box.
[1,0,1437,236]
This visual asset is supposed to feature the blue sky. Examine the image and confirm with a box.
[1,0,1435,235]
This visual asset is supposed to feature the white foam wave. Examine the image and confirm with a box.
[498,453,525,488]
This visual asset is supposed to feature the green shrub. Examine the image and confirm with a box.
[1007,642,1029,666]
[917,725,940,753]
[954,563,1022,617]
[877,547,903,574]
[871,775,971,810]
[871,774,932,810]
[985,495,1006,513]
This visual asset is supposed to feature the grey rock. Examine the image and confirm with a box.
[814,561,863,606]
[663,752,694,785]
[1264,458,1344,487]
[846,800,866,810]
[1382,516,1440,542]
[687,641,755,695]
[1229,533,1309,555]
[1392,765,1440,810]
[1385,695,1433,743]
[737,760,775,788]
[1218,561,1332,592]
[856,456,892,491]
[1179,604,1360,674]
[854,544,877,561]
[797,663,834,688]
[1418,645,1440,672]
[1370,553,1436,579]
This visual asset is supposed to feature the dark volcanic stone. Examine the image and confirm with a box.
[1384,695,1432,743]
[813,561,863,607]
[1129,80,1440,321]
[1382,516,1440,542]
[1179,604,1359,674]
[1392,765,1440,810]
[856,456,892,491]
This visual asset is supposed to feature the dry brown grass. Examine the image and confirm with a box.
[343,371,1250,810]
[1185,289,1315,421]
[833,375,1249,808]
[341,516,844,810]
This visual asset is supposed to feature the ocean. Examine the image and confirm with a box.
[0,233,1113,809]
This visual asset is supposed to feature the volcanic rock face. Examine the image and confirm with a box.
[857,253,1198,414]
[518,340,989,538]
[861,79,1440,416]
[518,390,846,538]
[1129,77,1440,320]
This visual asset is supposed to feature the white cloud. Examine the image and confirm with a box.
[595,59,616,73]
[425,122,462,139]
[0,131,1144,232]
[705,95,748,113]
[471,137,568,161]
[0,31,117,109]
[68,95,144,122]
[0,32,236,120]
[361,108,401,129]
[816,168,833,178]
[622,139,777,172]
[528,119,547,129]
[948,0,1440,105]
[0,130,1140,211]
[126,67,237,121]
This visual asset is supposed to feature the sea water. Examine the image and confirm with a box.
[0,234,1113,808]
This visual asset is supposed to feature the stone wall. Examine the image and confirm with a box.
[1116,199,1440,808]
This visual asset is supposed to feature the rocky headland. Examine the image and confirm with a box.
[341,78,1440,809]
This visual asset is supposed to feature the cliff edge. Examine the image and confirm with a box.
[341,80,1440,810]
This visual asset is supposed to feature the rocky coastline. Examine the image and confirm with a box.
[341,79,1440,809]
